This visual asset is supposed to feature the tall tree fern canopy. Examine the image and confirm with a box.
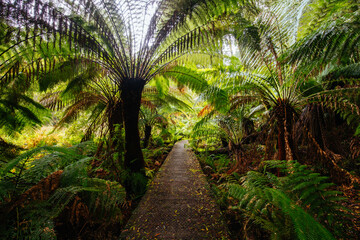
[0,0,360,239]
[0,0,248,195]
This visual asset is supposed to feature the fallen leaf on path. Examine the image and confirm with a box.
[189,168,200,173]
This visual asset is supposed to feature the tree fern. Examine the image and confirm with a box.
[214,0,360,184]
[0,91,48,134]
[284,16,360,67]
[227,160,347,239]
[0,0,258,195]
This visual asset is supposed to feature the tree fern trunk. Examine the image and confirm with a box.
[277,100,295,160]
[108,100,124,154]
[108,100,123,139]
[227,142,245,174]
[121,78,147,196]
[143,124,152,148]
[277,116,286,160]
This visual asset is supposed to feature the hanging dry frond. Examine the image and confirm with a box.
[9,170,63,211]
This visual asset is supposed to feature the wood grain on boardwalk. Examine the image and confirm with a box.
[120,140,229,239]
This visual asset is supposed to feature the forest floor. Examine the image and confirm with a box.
[120,140,229,239]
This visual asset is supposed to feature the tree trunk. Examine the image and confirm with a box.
[227,142,245,174]
[277,118,286,160]
[143,124,152,148]
[108,100,123,140]
[121,78,147,197]
[276,100,295,160]
[108,100,124,154]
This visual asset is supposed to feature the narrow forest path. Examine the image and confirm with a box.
[120,140,229,239]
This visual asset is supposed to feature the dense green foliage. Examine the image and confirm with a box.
[0,0,359,238]
[228,161,346,239]
[0,142,127,239]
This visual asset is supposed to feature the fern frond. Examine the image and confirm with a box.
[228,160,347,239]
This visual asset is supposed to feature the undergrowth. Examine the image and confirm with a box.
[0,137,174,239]
[197,150,355,240]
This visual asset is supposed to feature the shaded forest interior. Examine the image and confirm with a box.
[0,0,360,239]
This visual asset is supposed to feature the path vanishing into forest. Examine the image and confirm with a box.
[120,140,229,239]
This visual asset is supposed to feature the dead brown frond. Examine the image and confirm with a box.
[350,137,360,160]
[198,104,213,117]
[40,91,64,110]
[10,170,63,212]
